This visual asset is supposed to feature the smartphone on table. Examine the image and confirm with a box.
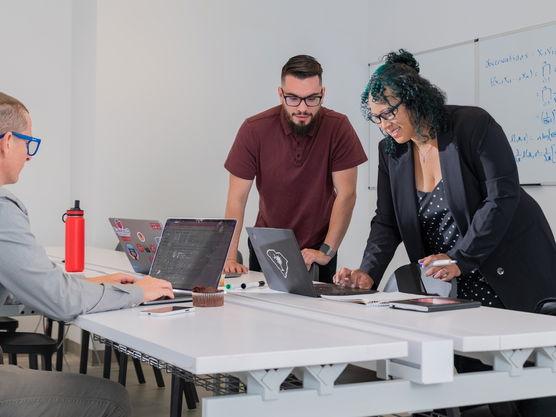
[140,306,195,316]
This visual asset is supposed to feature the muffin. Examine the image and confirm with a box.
[192,286,225,307]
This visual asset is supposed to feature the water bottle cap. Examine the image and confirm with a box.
[70,200,82,211]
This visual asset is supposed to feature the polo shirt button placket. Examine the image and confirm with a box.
[295,139,303,164]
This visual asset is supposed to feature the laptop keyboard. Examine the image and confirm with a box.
[313,283,376,296]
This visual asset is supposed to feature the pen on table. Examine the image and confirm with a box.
[419,260,458,267]
[225,281,265,290]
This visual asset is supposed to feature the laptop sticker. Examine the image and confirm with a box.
[126,244,139,261]
[266,249,289,279]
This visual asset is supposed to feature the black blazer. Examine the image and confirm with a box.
[361,105,556,312]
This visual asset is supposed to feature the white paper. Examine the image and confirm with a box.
[320,291,418,306]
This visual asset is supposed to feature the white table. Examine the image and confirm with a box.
[47,247,556,417]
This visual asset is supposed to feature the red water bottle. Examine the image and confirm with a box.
[63,200,85,272]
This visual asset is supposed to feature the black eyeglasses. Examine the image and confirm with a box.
[281,88,323,107]
[369,101,403,124]
[0,132,42,156]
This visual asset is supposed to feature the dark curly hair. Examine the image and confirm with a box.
[361,49,447,153]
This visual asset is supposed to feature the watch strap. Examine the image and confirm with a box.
[319,243,336,257]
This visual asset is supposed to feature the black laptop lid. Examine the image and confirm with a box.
[246,227,318,297]
[149,218,236,289]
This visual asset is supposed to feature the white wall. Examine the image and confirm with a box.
[0,0,72,246]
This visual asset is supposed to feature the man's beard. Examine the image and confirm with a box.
[283,108,319,136]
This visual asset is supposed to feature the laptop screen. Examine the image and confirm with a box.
[149,218,236,289]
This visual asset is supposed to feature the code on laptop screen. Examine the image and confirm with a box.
[149,219,235,289]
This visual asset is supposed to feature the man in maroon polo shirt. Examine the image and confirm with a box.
[223,55,367,283]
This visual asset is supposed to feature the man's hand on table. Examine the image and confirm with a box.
[224,259,248,274]
[333,268,374,289]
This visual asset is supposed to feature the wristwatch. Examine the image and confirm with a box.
[319,243,336,258]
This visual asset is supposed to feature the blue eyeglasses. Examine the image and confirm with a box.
[0,132,42,156]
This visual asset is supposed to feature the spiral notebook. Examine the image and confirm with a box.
[320,292,413,306]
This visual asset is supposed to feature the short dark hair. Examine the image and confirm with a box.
[281,55,323,83]
[361,50,447,152]
[0,92,29,135]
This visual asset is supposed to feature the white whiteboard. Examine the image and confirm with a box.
[368,41,476,188]
[479,23,556,184]
[367,21,556,187]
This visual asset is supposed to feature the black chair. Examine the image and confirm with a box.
[0,317,19,333]
[0,316,62,371]
[0,331,58,370]
[535,297,556,315]
[0,317,18,365]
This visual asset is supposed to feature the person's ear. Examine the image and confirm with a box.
[278,86,284,102]
[0,132,13,155]
[321,86,326,102]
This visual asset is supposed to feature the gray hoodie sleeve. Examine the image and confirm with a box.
[0,189,143,322]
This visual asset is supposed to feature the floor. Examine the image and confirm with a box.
[2,349,494,417]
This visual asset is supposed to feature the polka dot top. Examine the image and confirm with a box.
[416,179,503,308]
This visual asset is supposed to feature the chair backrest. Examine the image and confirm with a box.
[534,297,556,315]
[383,263,455,297]
[383,263,427,294]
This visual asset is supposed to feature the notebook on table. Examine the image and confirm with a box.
[389,297,481,312]
[246,227,376,298]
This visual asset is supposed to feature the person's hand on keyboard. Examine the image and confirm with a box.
[333,268,374,290]
[136,276,175,302]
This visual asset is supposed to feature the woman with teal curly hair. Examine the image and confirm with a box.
[361,49,447,153]
[335,49,556,417]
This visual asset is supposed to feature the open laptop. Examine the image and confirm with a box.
[108,218,163,274]
[142,218,236,305]
[246,227,376,298]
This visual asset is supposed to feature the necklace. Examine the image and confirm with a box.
[415,143,435,164]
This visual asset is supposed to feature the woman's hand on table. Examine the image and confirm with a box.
[418,254,461,282]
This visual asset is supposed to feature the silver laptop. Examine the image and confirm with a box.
[108,218,162,274]
[246,227,376,298]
